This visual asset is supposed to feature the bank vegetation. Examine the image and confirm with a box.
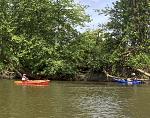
[0,0,150,80]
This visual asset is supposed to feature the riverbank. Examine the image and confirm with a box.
[1,69,150,85]
[0,70,15,79]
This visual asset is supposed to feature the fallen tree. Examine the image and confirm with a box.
[136,69,150,78]
[103,69,126,81]
[103,67,150,81]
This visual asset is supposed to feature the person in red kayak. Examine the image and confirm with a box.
[22,74,29,81]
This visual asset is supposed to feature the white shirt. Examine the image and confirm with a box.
[22,75,28,81]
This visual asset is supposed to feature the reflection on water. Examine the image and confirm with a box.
[0,80,150,118]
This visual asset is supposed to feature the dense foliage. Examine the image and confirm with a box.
[0,0,149,79]
[0,0,90,78]
[101,0,150,77]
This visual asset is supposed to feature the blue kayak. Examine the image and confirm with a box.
[114,79,142,85]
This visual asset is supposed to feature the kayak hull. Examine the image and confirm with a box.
[114,79,142,85]
[14,80,50,86]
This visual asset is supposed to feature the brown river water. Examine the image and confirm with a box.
[0,79,150,118]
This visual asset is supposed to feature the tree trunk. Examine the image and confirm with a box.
[136,69,150,78]
[103,69,124,81]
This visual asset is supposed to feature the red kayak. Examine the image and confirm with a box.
[14,80,50,86]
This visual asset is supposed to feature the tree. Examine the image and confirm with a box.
[64,29,106,73]
[100,0,150,76]
[0,0,90,78]
[0,0,17,71]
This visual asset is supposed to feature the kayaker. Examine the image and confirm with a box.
[22,74,29,81]
[131,73,137,80]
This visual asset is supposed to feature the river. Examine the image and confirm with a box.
[0,79,150,118]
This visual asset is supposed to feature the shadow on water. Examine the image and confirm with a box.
[0,80,150,118]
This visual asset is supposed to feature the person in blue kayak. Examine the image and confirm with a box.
[131,73,137,80]
[22,74,29,81]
